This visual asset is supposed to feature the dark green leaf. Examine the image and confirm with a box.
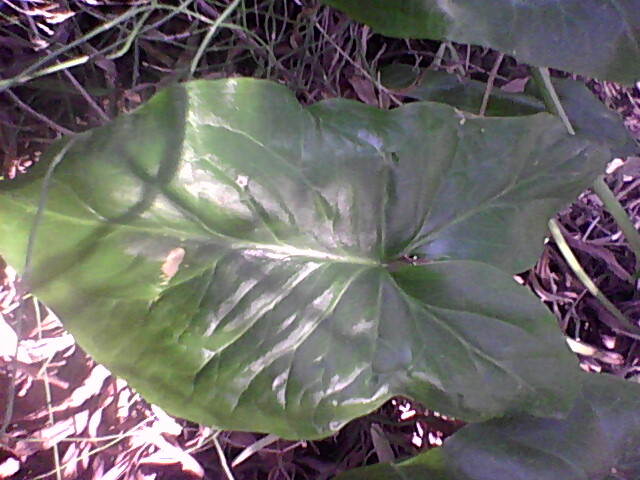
[539,80,639,158]
[381,67,635,157]
[324,0,640,83]
[378,64,422,91]
[336,374,640,480]
[380,67,544,117]
[0,79,608,438]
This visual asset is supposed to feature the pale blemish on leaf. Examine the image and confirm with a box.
[161,247,185,281]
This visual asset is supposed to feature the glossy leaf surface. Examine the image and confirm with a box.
[336,374,640,480]
[0,79,613,438]
[324,0,640,83]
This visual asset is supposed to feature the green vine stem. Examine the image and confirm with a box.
[189,0,243,77]
[592,175,640,275]
[531,67,576,135]
[549,219,640,341]
[535,65,640,294]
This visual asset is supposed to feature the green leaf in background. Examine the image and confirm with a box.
[0,78,615,438]
[379,66,637,158]
[380,66,545,117]
[538,79,640,158]
[335,373,640,480]
[323,0,640,84]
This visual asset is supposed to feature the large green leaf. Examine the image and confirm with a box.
[0,78,612,438]
[335,373,640,480]
[323,0,640,83]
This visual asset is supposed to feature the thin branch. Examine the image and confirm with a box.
[5,89,75,135]
[479,52,504,116]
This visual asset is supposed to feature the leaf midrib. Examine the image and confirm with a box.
[10,190,381,267]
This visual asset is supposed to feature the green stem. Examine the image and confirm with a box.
[189,0,243,77]
[549,219,640,340]
[531,67,575,135]
[592,176,640,274]
[0,6,149,92]
[535,67,640,314]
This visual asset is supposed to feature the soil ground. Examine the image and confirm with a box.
[1,1,640,479]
